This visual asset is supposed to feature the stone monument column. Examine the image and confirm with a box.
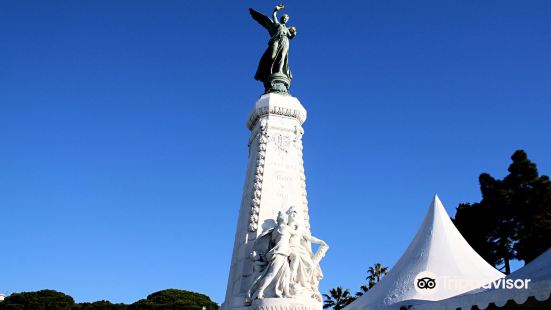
[222,93,327,310]
[223,6,328,309]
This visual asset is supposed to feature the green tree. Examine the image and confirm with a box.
[366,263,388,288]
[354,285,369,298]
[504,150,551,263]
[75,300,127,310]
[454,201,502,267]
[355,263,389,297]
[0,289,219,310]
[0,290,75,310]
[454,150,551,273]
[129,289,218,310]
[323,287,354,310]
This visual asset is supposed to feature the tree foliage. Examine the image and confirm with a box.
[366,263,388,289]
[0,290,75,310]
[355,263,388,297]
[129,289,218,310]
[76,300,127,310]
[322,287,354,310]
[323,262,389,310]
[0,289,218,310]
[453,150,551,273]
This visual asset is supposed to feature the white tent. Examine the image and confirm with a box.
[410,248,551,309]
[346,195,504,310]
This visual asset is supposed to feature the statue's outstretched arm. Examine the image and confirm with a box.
[272,4,284,24]
[307,234,328,247]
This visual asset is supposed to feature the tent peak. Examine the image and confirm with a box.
[431,193,442,205]
[345,195,503,310]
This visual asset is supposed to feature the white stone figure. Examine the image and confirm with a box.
[246,206,329,305]
[247,211,293,303]
[286,206,329,302]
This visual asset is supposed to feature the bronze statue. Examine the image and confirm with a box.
[249,5,297,94]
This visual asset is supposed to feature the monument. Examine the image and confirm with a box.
[222,5,329,310]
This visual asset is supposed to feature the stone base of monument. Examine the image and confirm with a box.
[251,298,321,310]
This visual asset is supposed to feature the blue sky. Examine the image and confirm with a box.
[1,0,550,304]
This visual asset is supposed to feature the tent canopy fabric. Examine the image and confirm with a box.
[410,248,551,310]
[504,248,551,283]
[345,195,504,310]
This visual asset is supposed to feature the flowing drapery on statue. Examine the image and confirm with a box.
[247,212,293,301]
[246,207,329,305]
[249,5,297,94]
[287,207,327,301]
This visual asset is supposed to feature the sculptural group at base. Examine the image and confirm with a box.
[246,207,328,305]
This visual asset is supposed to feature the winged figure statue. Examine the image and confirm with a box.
[249,5,297,94]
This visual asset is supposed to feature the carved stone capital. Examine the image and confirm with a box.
[247,93,307,130]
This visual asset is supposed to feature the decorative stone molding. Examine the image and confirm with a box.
[247,94,307,130]
[248,118,269,232]
[294,125,310,230]
[251,298,320,310]
[253,305,318,310]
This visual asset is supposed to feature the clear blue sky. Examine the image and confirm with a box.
[1,0,550,304]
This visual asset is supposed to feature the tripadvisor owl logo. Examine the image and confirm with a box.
[414,271,438,295]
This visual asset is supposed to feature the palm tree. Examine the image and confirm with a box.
[355,284,369,297]
[323,287,354,310]
[354,263,389,297]
[366,263,388,289]
[366,263,388,288]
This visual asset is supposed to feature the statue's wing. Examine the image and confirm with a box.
[249,8,274,33]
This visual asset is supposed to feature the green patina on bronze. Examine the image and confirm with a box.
[249,5,297,94]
